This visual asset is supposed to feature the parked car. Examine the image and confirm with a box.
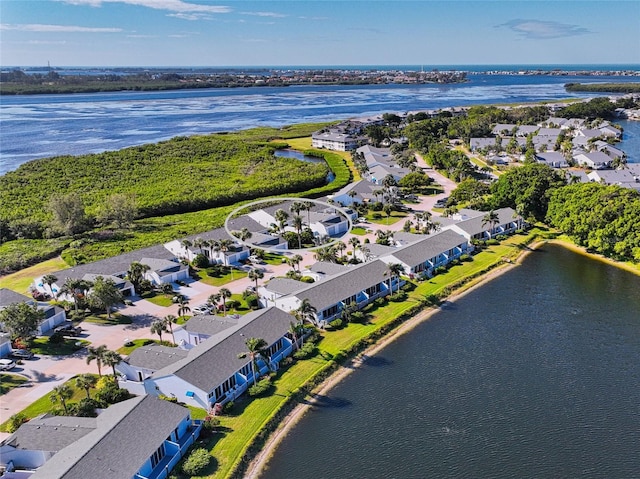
[192,304,213,316]
[54,322,82,336]
[10,349,34,360]
[0,359,16,371]
[249,256,265,264]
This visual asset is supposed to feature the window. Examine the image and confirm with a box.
[150,443,165,469]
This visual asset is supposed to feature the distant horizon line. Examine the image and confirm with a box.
[4,63,640,70]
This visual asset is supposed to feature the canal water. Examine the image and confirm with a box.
[260,244,640,479]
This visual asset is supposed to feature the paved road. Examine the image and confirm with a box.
[0,164,458,436]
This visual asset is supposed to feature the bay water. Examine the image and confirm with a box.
[261,244,640,479]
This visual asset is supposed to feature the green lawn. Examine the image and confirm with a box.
[29,337,90,356]
[350,227,368,235]
[0,373,28,395]
[366,211,408,226]
[141,291,174,307]
[259,252,287,266]
[0,256,69,294]
[84,312,132,325]
[117,338,158,355]
[196,269,248,287]
[200,231,545,478]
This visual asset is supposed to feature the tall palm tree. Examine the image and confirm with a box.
[177,297,191,318]
[290,201,305,218]
[150,319,168,344]
[288,321,303,351]
[296,298,318,328]
[75,373,97,399]
[274,208,289,233]
[349,237,361,259]
[207,293,221,313]
[291,254,303,272]
[292,214,304,248]
[239,337,268,385]
[193,237,205,255]
[57,278,83,312]
[360,245,371,262]
[163,314,178,344]
[181,239,193,258]
[248,269,264,298]
[219,288,232,316]
[482,210,500,239]
[42,274,58,296]
[103,349,123,379]
[86,344,108,376]
[386,263,405,296]
[50,384,73,414]
[218,239,233,267]
[302,201,313,226]
[335,241,347,261]
[127,261,150,294]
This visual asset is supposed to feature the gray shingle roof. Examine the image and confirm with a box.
[127,344,189,370]
[307,261,350,277]
[156,307,293,392]
[264,278,307,296]
[450,208,518,237]
[291,260,390,310]
[1,415,97,452]
[0,288,30,307]
[182,315,239,336]
[31,395,190,479]
[382,230,467,267]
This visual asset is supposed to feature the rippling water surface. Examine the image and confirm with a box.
[2,74,636,174]
[261,244,640,479]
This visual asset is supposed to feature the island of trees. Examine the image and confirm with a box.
[565,82,640,93]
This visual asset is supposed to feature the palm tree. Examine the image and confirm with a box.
[290,201,305,218]
[349,237,361,259]
[161,282,174,297]
[239,337,268,385]
[274,208,289,233]
[103,349,123,379]
[386,263,405,296]
[57,278,83,312]
[75,373,97,399]
[127,261,150,294]
[219,288,232,316]
[248,268,264,298]
[50,384,73,414]
[291,254,303,272]
[218,239,233,267]
[163,314,178,344]
[207,293,221,313]
[42,274,58,296]
[86,344,108,376]
[177,297,191,318]
[193,237,205,254]
[482,210,500,238]
[335,241,347,261]
[233,228,252,242]
[150,319,168,344]
[360,245,371,262]
[181,239,193,258]
[347,190,358,205]
[302,201,313,226]
[292,214,304,248]
[288,321,303,351]
[296,298,318,328]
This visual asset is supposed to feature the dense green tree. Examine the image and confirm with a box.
[489,163,566,221]
[48,192,90,235]
[398,171,434,192]
[87,276,123,318]
[127,262,150,295]
[0,302,44,340]
[98,193,137,229]
[448,179,490,205]
[557,97,617,120]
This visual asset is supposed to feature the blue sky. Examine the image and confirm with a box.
[1,0,639,67]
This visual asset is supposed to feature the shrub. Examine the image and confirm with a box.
[487,238,500,245]
[248,377,273,397]
[300,276,315,283]
[370,201,383,211]
[225,299,240,311]
[350,311,366,323]
[495,234,508,241]
[7,413,28,433]
[202,416,220,435]
[76,398,100,417]
[222,401,234,414]
[372,212,382,220]
[95,376,116,390]
[374,297,387,307]
[48,331,65,344]
[460,254,472,262]
[182,448,211,476]
[192,253,209,269]
[158,394,178,403]
[328,318,344,330]
[435,266,448,275]
[389,291,408,302]
[244,294,259,309]
[293,342,317,360]
[95,382,131,405]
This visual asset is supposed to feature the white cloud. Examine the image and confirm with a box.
[126,34,157,38]
[0,23,122,32]
[497,19,591,39]
[240,11,287,18]
[62,0,231,14]
[167,12,212,21]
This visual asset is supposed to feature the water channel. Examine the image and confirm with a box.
[261,244,640,479]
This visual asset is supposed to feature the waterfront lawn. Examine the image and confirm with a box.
[29,337,90,356]
[204,231,543,478]
[0,255,69,293]
[0,374,28,396]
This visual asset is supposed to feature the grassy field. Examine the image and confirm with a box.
[29,337,90,356]
[198,230,545,479]
[0,373,28,396]
[141,291,174,307]
[0,256,69,293]
[350,227,368,235]
[365,210,408,225]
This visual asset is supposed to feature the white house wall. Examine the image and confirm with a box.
[148,375,209,409]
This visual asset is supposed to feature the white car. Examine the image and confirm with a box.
[0,359,16,371]
[192,305,213,315]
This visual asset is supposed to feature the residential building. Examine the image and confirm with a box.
[311,130,358,151]
[0,288,67,336]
